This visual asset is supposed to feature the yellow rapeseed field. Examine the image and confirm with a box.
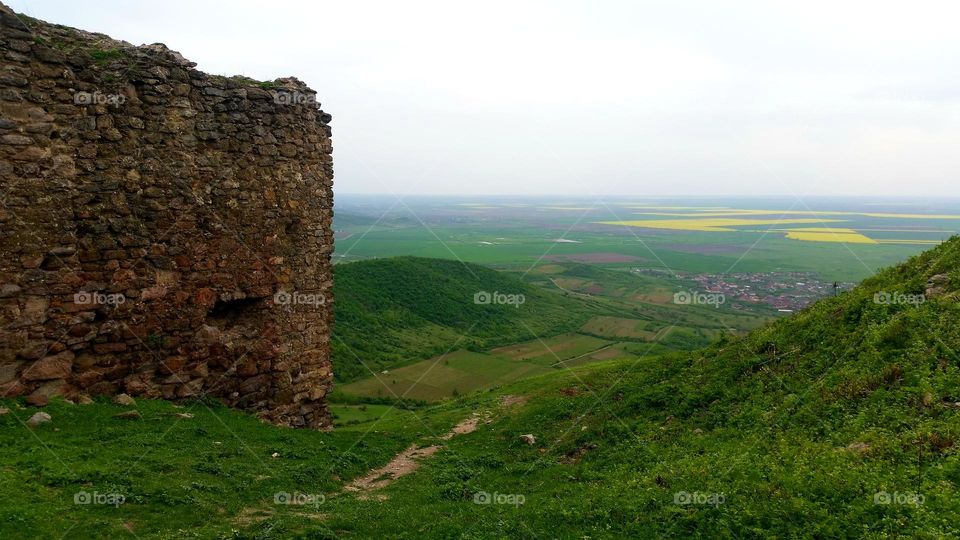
[627,209,960,219]
[782,228,877,244]
[595,218,846,232]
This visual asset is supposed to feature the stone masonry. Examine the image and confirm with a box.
[0,5,335,428]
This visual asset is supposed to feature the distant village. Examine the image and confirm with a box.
[633,268,855,312]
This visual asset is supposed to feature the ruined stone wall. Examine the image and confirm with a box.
[0,5,335,428]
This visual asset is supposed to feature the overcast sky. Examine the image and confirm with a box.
[10,0,960,196]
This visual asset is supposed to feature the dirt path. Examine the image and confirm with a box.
[551,343,617,367]
[344,396,527,496]
[549,278,594,298]
[344,412,486,495]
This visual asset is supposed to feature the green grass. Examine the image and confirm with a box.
[329,404,412,429]
[0,396,463,538]
[88,48,126,63]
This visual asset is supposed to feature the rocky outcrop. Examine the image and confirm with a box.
[0,5,334,427]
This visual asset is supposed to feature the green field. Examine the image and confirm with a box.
[490,333,613,365]
[335,196,958,282]
[332,256,775,402]
[579,315,661,340]
[331,196,958,404]
[338,349,553,401]
[329,251,779,402]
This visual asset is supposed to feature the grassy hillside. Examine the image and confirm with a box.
[3,239,958,538]
[320,235,959,537]
[331,257,596,381]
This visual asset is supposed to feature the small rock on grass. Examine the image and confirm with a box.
[175,412,194,419]
[0,406,9,416]
[27,411,52,426]
[520,434,536,445]
[113,410,141,420]
[113,394,136,406]
[76,395,94,405]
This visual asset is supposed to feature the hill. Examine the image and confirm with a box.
[322,235,958,536]
[331,257,596,381]
[2,239,958,537]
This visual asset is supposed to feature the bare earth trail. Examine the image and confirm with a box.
[343,395,526,496]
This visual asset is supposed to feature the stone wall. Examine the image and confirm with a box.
[0,5,335,428]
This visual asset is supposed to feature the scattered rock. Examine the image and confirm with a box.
[0,406,9,416]
[26,411,52,426]
[271,452,280,458]
[113,394,136,406]
[26,380,68,406]
[926,274,950,297]
[76,395,94,405]
[846,442,871,455]
[175,412,194,419]
[113,410,141,420]
[520,434,537,445]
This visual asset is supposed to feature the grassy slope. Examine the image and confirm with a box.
[331,256,596,381]
[325,236,958,537]
[3,239,959,538]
